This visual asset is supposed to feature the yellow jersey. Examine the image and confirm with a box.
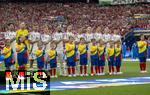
[78,44,87,55]
[137,41,147,53]
[98,45,105,56]
[65,43,75,57]
[34,49,43,57]
[16,29,29,49]
[16,43,25,53]
[2,47,12,59]
[115,47,121,56]
[90,45,98,55]
[47,49,56,59]
[107,47,115,57]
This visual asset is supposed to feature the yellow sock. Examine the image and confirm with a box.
[14,61,18,70]
[25,64,28,70]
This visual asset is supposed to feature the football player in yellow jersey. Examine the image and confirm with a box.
[98,40,106,75]
[34,41,45,76]
[107,42,115,75]
[16,36,28,70]
[16,22,30,50]
[16,22,29,70]
[47,42,57,78]
[137,34,148,73]
[115,41,123,74]
[78,37,88,76]
[90,38,98,76]
[65,36,76,77]
[2,40,15,70]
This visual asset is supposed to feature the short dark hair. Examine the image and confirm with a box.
[91,38,96,42]
[7,23,14,26]
[80,37,85,41]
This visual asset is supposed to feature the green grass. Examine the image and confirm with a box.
[0,61,150,95]
[51,84,150,95]
[51,61,150,81]
[51,61,150,95]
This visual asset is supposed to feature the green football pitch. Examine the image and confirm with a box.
[0,60,150,95]
[51,61,150,95]
[51,84,150,95]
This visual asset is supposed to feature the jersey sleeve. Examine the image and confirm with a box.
[65,44,70,52]
[2,47,7,54]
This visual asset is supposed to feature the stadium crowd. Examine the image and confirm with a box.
[0,3,149,34]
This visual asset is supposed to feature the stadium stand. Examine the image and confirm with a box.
[0,3,149,34]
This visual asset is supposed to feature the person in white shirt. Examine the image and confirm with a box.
[28,25,40,70]
[103,27,112,43]
[85,26,94,43]
[40,25,52,70]
[85,26,94,68]
[94,26,102,42]
[5,23,16,45]
[112,29,122,42]
[41,26,52,46]
[76,27,87,43]
[53,25,64,53]
[64,25,75,42]
[53,25,64,75]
